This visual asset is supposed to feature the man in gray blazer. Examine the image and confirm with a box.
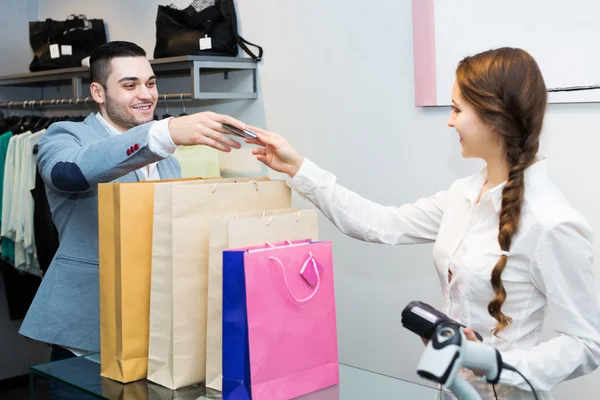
[19,41,246,360]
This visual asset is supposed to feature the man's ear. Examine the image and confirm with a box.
[90,82,105,105]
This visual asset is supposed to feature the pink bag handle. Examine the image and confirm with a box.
[268,253,320,303]
[265,240,293,248]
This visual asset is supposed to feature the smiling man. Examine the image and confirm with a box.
[19,41,247,360]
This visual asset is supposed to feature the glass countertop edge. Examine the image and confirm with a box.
[30,357,105,399]
[30,355,439,396]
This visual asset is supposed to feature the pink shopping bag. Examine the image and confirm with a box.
[244,241,339,399]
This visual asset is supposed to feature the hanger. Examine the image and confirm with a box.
[161,94,171,119]
[40,100,57,129]
[29,101,48,131]
[179,93,188,116]
[58,99,72,122]
[9,102,28,134]
[22,101,37,128]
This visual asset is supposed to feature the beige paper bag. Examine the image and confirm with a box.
[98,177,205,384]
[147,178,292,389]
[205,208,319,390]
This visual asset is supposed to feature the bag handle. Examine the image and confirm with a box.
[269,252,320,303]
[63,14,91,33]
[43,19,56,44]
[265,240,293,247]
[227,0,263,61]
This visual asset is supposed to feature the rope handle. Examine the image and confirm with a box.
[268,252,320,303]
[265,240,293,248]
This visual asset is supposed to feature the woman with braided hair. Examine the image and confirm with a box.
[247,47,600,399]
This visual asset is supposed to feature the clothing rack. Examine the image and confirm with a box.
[0,92,194,109]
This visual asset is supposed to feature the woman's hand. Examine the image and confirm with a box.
[464,327,484,377]
[245,126,304,178]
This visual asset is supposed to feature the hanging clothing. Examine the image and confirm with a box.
[14,130,45,275]
[32,165,58,276]
[9,131,32,271]
[0,131,13,261]
[0,130,46,276]
[1,259,41,320]
[0,131,13,222]
[0,129,44,321]
[0,129,46,276]
[1,132,28,264]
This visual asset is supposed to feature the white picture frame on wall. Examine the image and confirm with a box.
[412,0,600,106]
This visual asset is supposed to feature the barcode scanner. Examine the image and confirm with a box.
[401,301,483,342]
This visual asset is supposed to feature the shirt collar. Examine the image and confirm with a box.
[96,112,121,136]
[463,157,548,213]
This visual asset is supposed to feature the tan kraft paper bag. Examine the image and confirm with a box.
[147,178,292,389]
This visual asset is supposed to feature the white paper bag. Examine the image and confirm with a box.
[147,178,292,389]
[205,208,319,390]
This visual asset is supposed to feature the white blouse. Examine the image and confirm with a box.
[288,157,600,400]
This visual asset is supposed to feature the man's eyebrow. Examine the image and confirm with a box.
[117,75,157,84]
[117,77,139,84]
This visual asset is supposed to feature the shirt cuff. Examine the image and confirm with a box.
[497,350,522,387]
[148,118,177,158]
[286,158,324,195]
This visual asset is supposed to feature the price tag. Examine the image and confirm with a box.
[50,44,60,59]
[199,35,212,50]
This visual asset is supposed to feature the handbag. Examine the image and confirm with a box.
[154,0,262,61]
[29,14,107,72]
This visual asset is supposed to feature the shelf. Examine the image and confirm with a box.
[0,55,258,101]
[0,67,89,85]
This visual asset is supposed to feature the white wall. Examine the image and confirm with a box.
[35,1,600,398]
[0,0,38,75]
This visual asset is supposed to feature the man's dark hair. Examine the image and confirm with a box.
[89,41,147,87]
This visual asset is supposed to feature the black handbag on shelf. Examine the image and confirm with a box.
[154,0,263,61]
[29,14,107,72]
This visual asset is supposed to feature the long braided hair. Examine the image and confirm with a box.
[456,48,547,336]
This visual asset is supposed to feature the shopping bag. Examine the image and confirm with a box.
[205,209,319,391]
[147,178,291,389]
[98,177,204,383]
[223,241,339,399]
[174,145,220,178]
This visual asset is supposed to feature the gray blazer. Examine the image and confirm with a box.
[19,114,181,352]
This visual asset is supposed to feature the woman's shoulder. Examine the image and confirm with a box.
[524,175,591,238]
